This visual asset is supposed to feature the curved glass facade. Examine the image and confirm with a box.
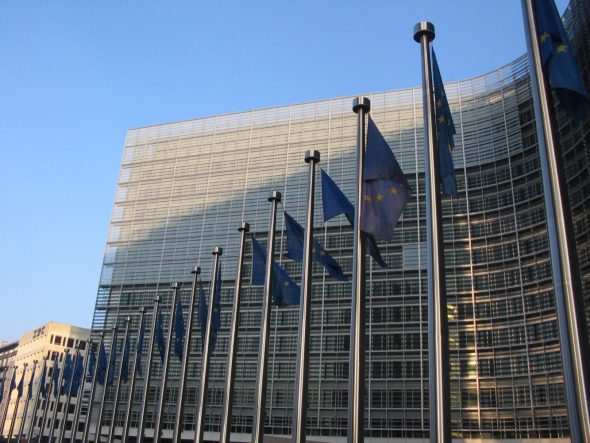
[89,0,590,440]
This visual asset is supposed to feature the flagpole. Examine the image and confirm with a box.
[70,339,92,443]
[106,317,131,442]
[0,366,15,439]
[154,283,180,443]
[82,332,105,443]
[7,364,26,443]
[347,97,369,443]
[123,308,146,443]
[95,327,118,442]
[173,267,201,443]
[48,349,69,443]
[521,1,590,440]
[252,191,281,443]
[196,248,223,443]
[137,296,161,443]
[58,345,80,442]
[220,223,249,443]
[17,361,36,441]
[414,22,452,443]
[39,359,57,443]
[292,150,320,443]
[27,357,46,442]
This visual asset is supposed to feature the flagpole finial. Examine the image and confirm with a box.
[192,266,201,275]
[154,295,161,303]
[139,307,146,313]
[413,21,435,43]
[126,316,131,323]
[268,190,282,203]
[213,246,223,256]
[239,221,250,232]
[305,150,320,164]
[352,96,370,114]
[171,282,181,290]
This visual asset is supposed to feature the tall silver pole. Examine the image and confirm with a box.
[348,97,369,443]
[82,332,105,443]
[522,2,590,440]
[40,358,58,443]
[154,283,181,443]
[48,349,69,443]
[220,223,249,443]
[17,360,37,441]
[70,339,92,443]
[95,327,118,442]
[107,317,131,442]
[414,22,451,443]
[7,364,26,443]
[137,297,161,443]
[1,366,17,439]
[122,308,146,443]
[292,151,320,443]
[58,346,81,443]
[252,191,281,443]
[173,267,201,443]
[195,248,223,443]
[27,357,47,442]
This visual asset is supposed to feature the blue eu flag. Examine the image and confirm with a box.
[39,363,48,399]
[320,168,388,268]
[97,342,107,386]
[198,281,208,351]
[284,211,347,281]
[211,264,222,351]
[174,295,185,361]
[88,345,97,381]
[432,50,458,198]
[361,118,411,241]
[16,371,24,398]
[121,328,131,383]
[52,355,60,396]
[156,307,166,363]
[136,319,145,376]
[70,350,84,395]
[61,352,73,395]
[27,368,34,399]
[251,235,300,306]
[107,338,117,386]
[9,370,16,393]
[534,0,588,121]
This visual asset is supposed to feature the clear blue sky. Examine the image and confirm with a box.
[0,1,568,342]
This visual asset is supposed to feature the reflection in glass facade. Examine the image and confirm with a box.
[89,0,589,440]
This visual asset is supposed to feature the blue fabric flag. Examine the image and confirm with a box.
[121,327,131,383]
[361,118,411,240]
[211,264,222,351]
[52,355,60,397]
[534,0,588,120]
[135,318,145,376]
[174,295,185,361]
[198,281,208,351]
[97,342,108,386]
[70,351,84,395]
[88,345,97,381]
[250,235,300,306]
[320,168,389,268]
[0,375,4,404]
[284,211,348,281]
[432,50,458,198]
[39,363,47,399]
[156,306,166,363]
[107,337,117,386]
[61,352,73,395]
[9,370,16,393]
[16,370,24,398]
[28,367,36,400]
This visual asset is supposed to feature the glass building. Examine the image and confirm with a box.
[87,0,590,440]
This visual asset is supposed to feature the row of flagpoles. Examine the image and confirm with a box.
[0,1,589,441]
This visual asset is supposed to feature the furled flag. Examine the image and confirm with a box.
[27,367,35,399]
[320,168,388,268]
[70,350,84,395]
[210,264,223,351]
[61,352,73,395]
[88,344,97,381]
[52,355,60,397]
[534,0,588,120]
[156,306,166,363]
[174,294,185,360]
[361,118,411,240]
[0,375,4,404]
[121,327,131,383]
[97,342,108,386]
[198,281,208,351]
[39,362,48,399]
[136,318,145,376]
[251,235,300,306]
[284,211,347,281]
[432,50,458,198]
[107,338,117,386]
[16,370,24,398]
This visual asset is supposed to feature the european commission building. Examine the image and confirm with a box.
[89,0,590,440]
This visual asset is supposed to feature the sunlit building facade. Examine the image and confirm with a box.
[89,0,590,440]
